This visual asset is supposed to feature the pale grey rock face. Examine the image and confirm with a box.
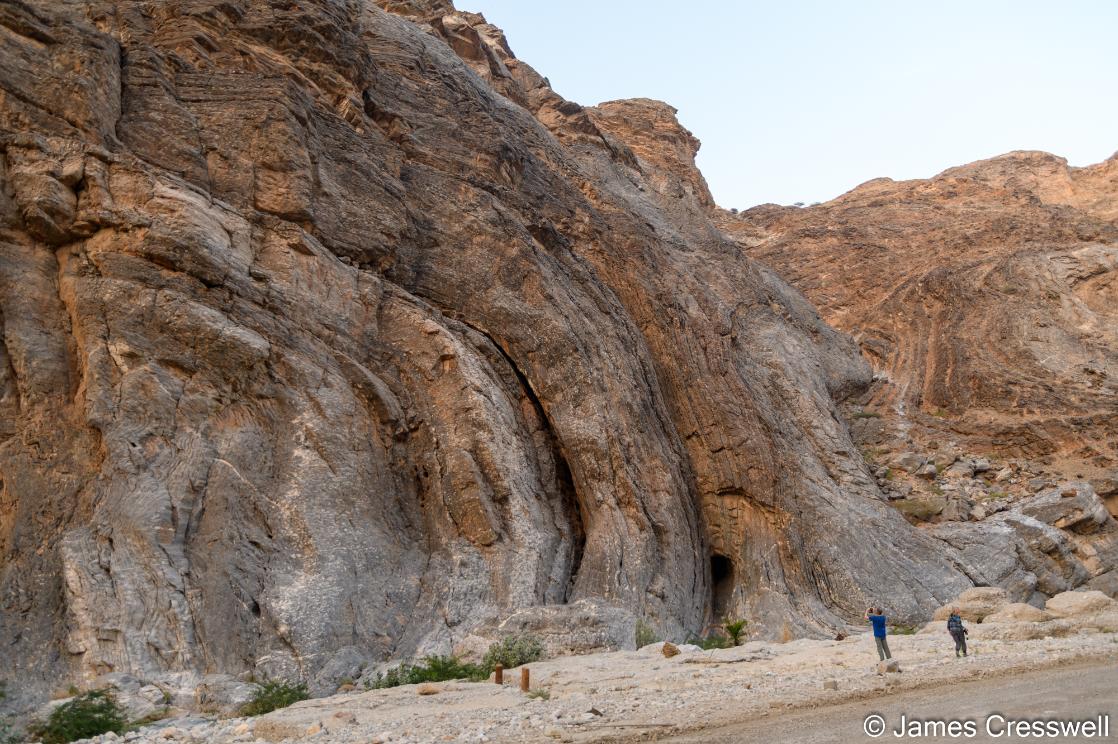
[0,0,986,709]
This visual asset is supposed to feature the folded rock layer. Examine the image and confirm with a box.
[720,152,1118,481]
[0,0,972,698]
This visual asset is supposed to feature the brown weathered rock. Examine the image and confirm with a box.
[983,603,1052,624]
[1044,590,1116,618]
[0,0,971,707]
[932,587,1009,622]
[720,152,1118,482]
[661,642,680,658]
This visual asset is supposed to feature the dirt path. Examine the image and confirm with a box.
[657,660,1118,743]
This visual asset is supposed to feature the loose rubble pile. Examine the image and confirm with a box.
[49,591,1118,744]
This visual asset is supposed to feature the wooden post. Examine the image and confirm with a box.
[520,667,530,692]
[494,664,503,684]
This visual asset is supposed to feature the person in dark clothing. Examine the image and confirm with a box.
[947,608,968,657]
[865,606,891,660]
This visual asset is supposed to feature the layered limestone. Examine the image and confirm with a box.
[720,152,1118,484]
[0,0,978,702]
[11,0,1118,713]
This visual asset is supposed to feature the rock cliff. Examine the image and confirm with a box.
[720,152,1118,491]
[0,0,1111,711]
[0,0,973,701]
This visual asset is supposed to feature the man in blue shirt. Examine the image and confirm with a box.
[865,606,891,660]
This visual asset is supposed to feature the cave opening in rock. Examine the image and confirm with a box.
[555,453,586,602]
[710,554,734,619]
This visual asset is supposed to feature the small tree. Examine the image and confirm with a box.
[722,618,749,646]
[28,690,126,744]
[482,634,544,671]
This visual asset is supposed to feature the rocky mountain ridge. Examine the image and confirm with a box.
[0,0,1115,714]
[719,151,1118,493]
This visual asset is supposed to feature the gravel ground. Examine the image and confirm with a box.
[661,659,1118,743]
[66,628,1118,744]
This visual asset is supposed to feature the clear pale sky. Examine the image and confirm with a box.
[467,1,1118,209]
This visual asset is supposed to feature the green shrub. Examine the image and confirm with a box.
[482,634,544,671]
[686,633,731,650]
[525,688,550,700]
[239,680,310,717]
[28,690,126,744]
[890,624,918,635]
[634,619,660,649]
[722,618,749,646]
[366,655,487,690]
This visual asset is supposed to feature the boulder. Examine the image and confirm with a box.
[1090,475,1117,518]
[310,646,368,698]
[1021,484,1113,535]
[982,603,1051,624]
[940,496,974,523]
[877,659,900,674]
[1083,570,1118,599]
[890,452,927,473]
[916,464,939,480]
[944,462,975,479]
[84,674,172,721]
[1044,590,1116,618]
[932,587,1008,622]
[886,482,913,500]
[968,619,1075,641]
[1082,609,1118,633]
[194,675,257,716]
[894,494,947,522]
[930,485,1118,604]
[1092,475,1118,497]
[931,451,960,470]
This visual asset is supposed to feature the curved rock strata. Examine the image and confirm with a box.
[721,152,1118,483]
[0,0,976,703]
